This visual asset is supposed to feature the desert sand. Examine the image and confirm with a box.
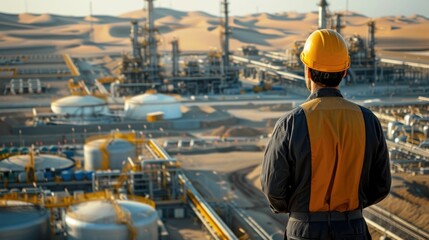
[0,8,428,56]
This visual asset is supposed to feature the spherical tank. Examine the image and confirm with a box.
[124,93,182,120]
[84,138,136,171]
[0,201,50,240]
[65,200,159,240]
[51,96,110,116]
[0,154,75,173]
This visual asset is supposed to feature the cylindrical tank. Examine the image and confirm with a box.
[74,170,84,181]
[404,114,421,125]
[35,171,45,182]
[51,96,110,117]
[65,200,159,240]
[387,121,403,140]
[84,138,136,171]
[85,171,93,180]
[49,145,58,153]
[44,171,54,181]
[0,200,50,240]
[0,147,9,154]
[19,147,29,154]
[18,172,27,182]
[61,170,73,181]
[10,147,18,154]
[124,93,182,120]
[39,146,48,153]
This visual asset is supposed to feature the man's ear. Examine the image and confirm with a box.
[343,70,347,78]
[306,67,312,80]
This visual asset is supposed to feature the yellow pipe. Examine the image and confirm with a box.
[100,138,110,170]
[63,54,80,77]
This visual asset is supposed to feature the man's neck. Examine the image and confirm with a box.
[310,82,339,94]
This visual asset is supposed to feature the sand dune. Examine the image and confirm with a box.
[0,8,428,56]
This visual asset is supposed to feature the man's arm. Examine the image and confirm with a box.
[366,116,391,207]
[261,118,291,213]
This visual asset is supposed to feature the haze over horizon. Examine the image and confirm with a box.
[1,0,429,18]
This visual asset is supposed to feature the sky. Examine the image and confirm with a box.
[1,0,429,18]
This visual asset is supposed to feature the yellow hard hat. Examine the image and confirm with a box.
[300,29,350,72]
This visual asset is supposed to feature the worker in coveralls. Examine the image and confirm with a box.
[261,29,391,239]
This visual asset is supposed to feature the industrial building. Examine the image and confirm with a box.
[114,0,240,95]
[0,132,243,239]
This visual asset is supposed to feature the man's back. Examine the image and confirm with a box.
[301,93,366,212]
[262,88,390,214]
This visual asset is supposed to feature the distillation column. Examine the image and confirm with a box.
[171,38,179,77]
[368,20,376,63]
[368,20,377,82]
[335,14,342,35]
[131,20,142,59]
[146,0,160,83]
[221,0,231,87]
[318,0,328,29]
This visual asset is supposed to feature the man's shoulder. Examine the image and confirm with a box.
[276,106,306,125]
[356,104,378,118]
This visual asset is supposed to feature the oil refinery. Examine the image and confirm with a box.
[0,0,429,239]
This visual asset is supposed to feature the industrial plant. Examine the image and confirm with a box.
[0,0,428,239]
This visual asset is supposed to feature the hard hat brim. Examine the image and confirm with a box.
[300,52,350,72]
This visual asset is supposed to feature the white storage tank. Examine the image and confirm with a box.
[51,96,110,116]
[124,93,182,120]
[65,200,159,240]
[84,138,136,171]
[387,121,403,140]
[0,200,50,240]
[0,154,75,173]
[404,114,421,126]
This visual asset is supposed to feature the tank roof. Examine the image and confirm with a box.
[0,154,74,172]
[52,96,106,107]
[67,200,156,224]
[85,138,133,148]
[127,93,178,104]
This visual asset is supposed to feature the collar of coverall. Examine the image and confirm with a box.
[307,88,343,100]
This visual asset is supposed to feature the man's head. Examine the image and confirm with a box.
[300,29,350,91]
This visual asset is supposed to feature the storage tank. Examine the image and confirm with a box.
[0,154,75,173]
[387,121,403,140]
[84,138,135,171]
[0,200,50,240]
[51,96,110,116]
[124,93,182,120]
[65,200,158,240]
[404,114,421,126]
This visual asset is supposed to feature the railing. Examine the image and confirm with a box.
[178,173,238,240]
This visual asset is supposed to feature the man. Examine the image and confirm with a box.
[261,29,391,239]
